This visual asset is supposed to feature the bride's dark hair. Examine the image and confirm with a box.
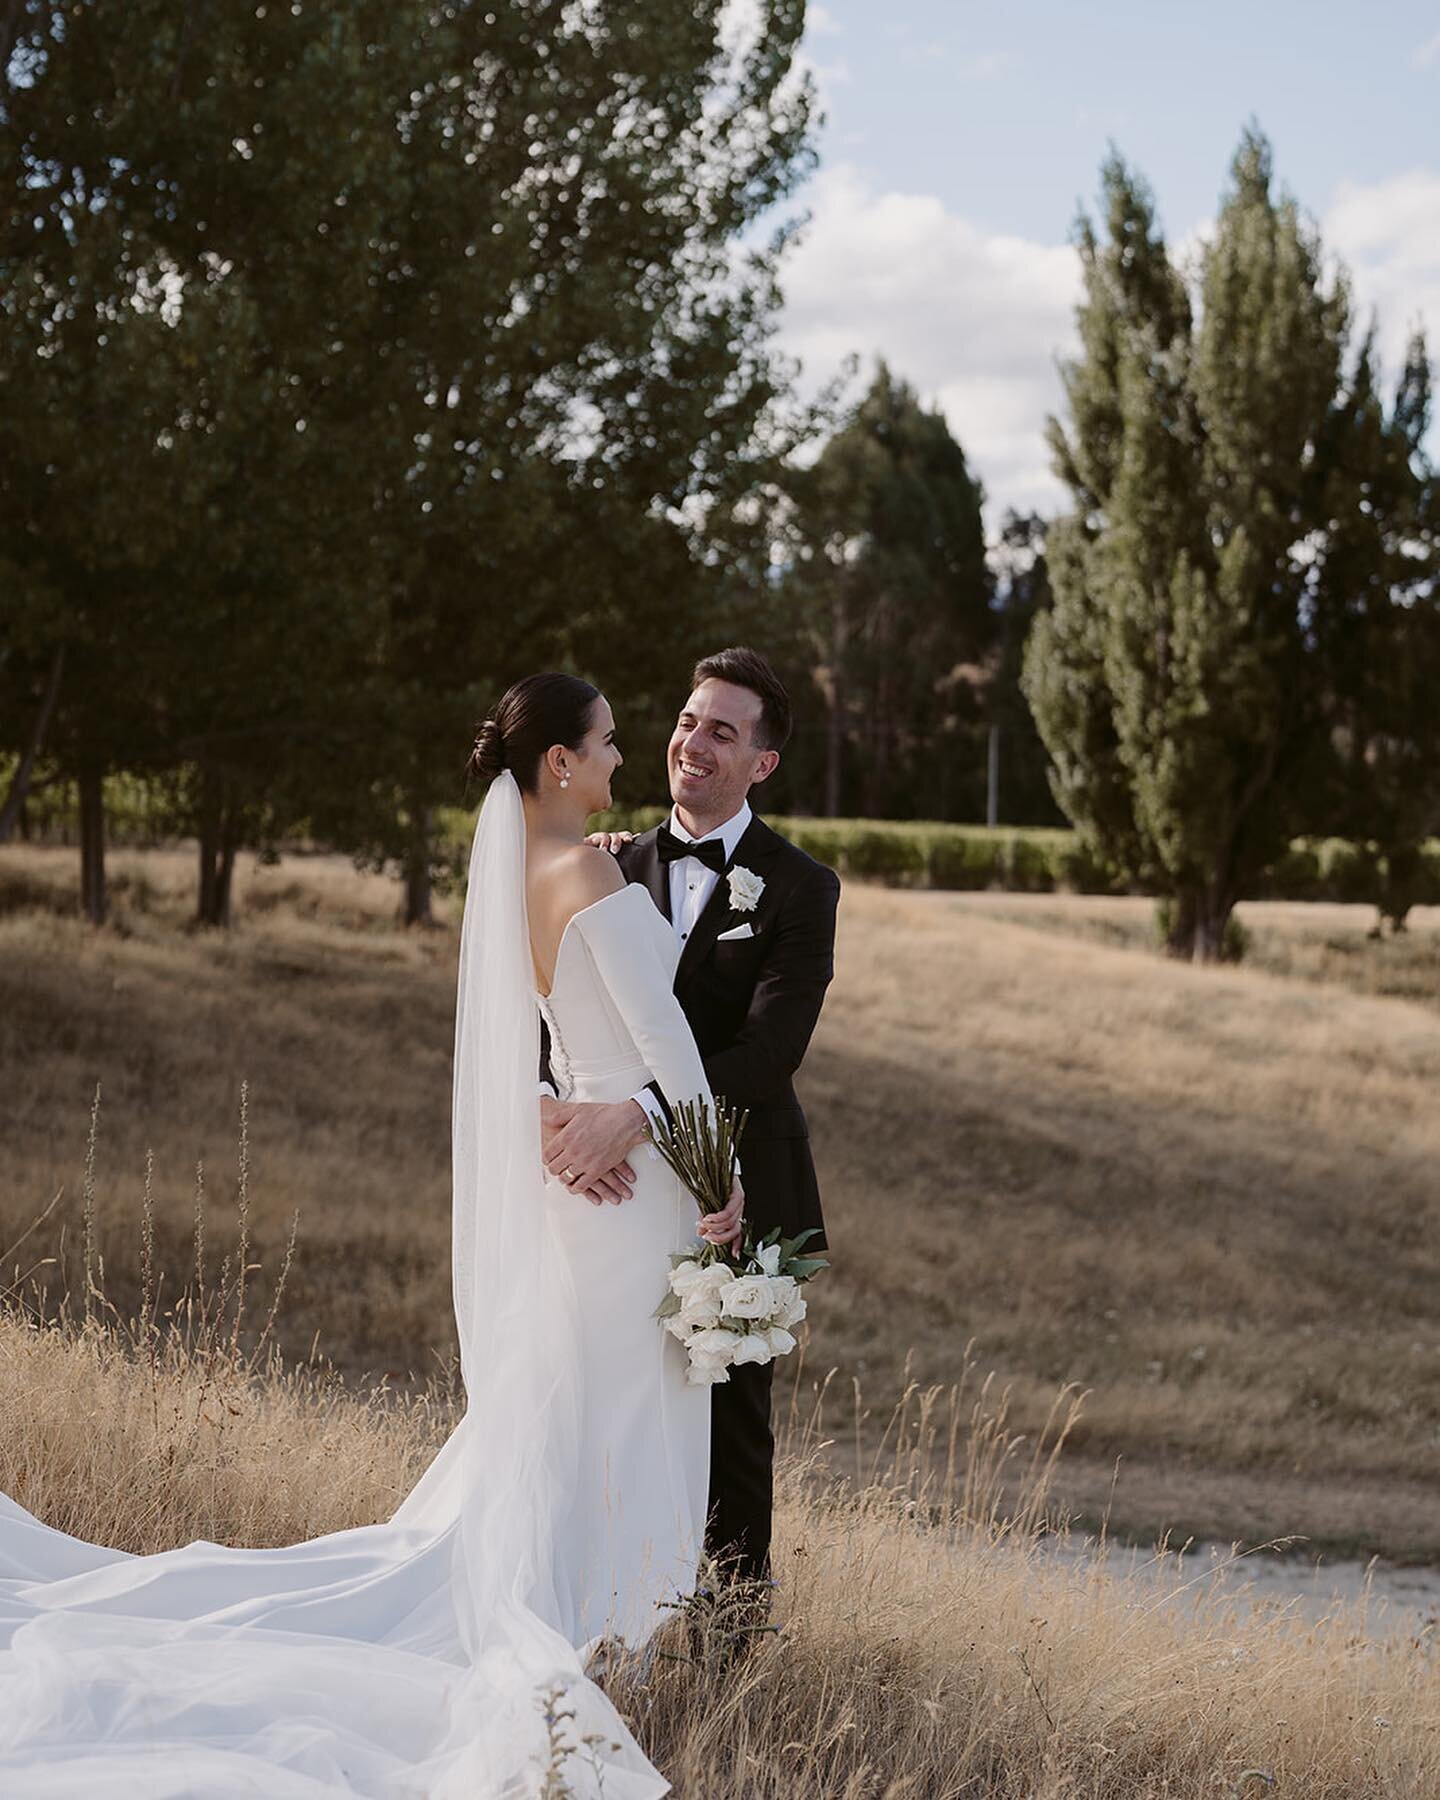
[469,672,601,793]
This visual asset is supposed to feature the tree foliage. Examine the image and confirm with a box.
[0,0,818,921]
[786,363,991,819]
[1025,129,1438,958]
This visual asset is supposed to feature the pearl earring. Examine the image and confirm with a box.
[559,771,570,789]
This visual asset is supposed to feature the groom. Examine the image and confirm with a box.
[539,646,840,1597]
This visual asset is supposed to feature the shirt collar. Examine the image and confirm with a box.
[668,799,752,862]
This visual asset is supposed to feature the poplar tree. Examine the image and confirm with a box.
[1024,130,1425,960]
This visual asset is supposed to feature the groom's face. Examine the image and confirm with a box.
[667,679,779,825]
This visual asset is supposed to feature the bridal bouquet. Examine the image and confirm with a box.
[649,1097,828,1386]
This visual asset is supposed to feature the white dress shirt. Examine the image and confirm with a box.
[664,800,752,949]
[628,800,751,1132]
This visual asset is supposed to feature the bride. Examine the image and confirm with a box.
[0,671,743,1798]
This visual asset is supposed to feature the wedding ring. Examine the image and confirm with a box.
[561,1166,575,1183]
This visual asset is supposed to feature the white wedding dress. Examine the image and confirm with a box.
[0,773,710,1798]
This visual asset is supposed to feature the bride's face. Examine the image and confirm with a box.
[568,696,623,812]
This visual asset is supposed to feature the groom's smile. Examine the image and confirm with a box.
[667,676,780,833]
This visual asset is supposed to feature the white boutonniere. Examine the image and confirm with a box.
[727,865,764,912]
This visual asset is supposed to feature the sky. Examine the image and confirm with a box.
[772,0,1440,523]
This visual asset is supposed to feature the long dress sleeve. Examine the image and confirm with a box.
[572,888,712,1114]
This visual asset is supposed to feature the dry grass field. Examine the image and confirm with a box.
[3,842,1440,1569]
[2,1310,1436,1798]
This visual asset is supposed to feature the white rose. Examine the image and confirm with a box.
[664,1313,698,1343]
[731,1330,775,1366]
[686,1354,731,1386]
[687,1326,742,1360]
[678,1288,723,1329]
[695,1263,737,1296]
[763,1325,797,1358]
[726,866,765,913]
[755,1242,782,1278]
[719,1275,777,1320]
[771,1281,806,1330]
[669,1260,707,1297]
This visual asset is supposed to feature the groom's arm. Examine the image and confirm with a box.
[537,1012,641,1205]
[702,863,840,1109]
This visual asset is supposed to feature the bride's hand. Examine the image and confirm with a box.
[699,1179,745,1249]
[584,830,636,855]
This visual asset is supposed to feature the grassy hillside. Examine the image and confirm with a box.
[3,844,1438,1561]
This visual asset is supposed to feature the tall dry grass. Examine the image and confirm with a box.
[0,1096,451,1552]
[4,844,1440,1561]
[2,1259,1435,1799]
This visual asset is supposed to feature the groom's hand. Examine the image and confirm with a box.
[585,830,636,855]
[541,1098,648,1206]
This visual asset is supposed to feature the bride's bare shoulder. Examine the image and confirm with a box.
[551,843,626,920]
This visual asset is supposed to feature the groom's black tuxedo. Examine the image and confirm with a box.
[619,812,839,1587]
[619,813,839,1253]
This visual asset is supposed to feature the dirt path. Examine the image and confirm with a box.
[1050,1534,1440,1640]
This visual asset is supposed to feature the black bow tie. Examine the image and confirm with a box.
[656,824,727,874]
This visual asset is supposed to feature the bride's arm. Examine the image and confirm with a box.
[550,889,741,1245]
[573,889,711,1113]
[572,893,743,1245]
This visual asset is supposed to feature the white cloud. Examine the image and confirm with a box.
[1324,170,1440,384]
[1410,29,1440,69]
[778,165,1081,519]
[807,3,842,35]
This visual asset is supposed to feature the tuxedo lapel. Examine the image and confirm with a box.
[675,815,780,989]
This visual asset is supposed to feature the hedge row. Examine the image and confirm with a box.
[15,772,1440,906]
[556,812,1440,904]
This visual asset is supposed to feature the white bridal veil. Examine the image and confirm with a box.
[0,770,670,1799]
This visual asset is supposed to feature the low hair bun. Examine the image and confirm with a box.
[468,718,506,783]
[467,673,600,795]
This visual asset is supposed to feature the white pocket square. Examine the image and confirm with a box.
[716,923,754,941]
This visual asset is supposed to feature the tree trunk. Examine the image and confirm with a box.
[0,644,65,844]
[215,849,237,925]
[195,770,239,927]
[864,644,892,818]
[823,587,846,818]
[1165,882,1238,963]
[1377,841,1420,934]
[403,801,435,927]
[78,758,107,926]
[197,780,219,925]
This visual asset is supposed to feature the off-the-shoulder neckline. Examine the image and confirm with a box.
[533,882,649,999]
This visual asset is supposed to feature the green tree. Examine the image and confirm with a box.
[1024,130,1411,960]
[0,0,396,922]
[789,363,992,819]
[1309,331,1439,931]
[309,0,819,919]
[4,3,816,923]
